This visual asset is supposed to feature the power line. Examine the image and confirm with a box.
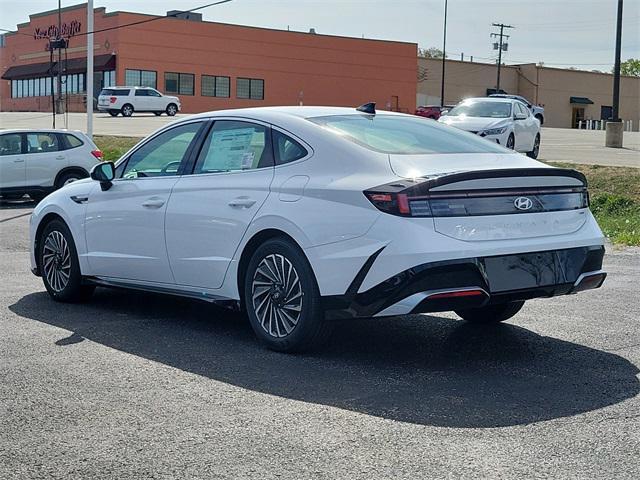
[0,0,234,38]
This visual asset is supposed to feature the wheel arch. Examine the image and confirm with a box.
[236,228,304,305]
[33,212,66,275]
[54,167,89,189]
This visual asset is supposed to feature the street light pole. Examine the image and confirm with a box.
[440,0,447,108]
[605,0,624,147]
[612,0,623,122]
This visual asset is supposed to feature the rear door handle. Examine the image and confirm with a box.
[56,155,65,160]
[13,159,24,163]
[142,197,165,209]
[228,197,256,208]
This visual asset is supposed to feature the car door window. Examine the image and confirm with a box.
[273,130,308,165]
[0,134,22,156]
[120,122,202,178]
[194,120,273,174]
[134,89,148,97]
[148,89,162,97]
[26,133,60,153]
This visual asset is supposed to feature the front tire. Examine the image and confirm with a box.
[243,238,332,352]
[506,133,515,150]
[166,103,178,116]
[527,134,541,159]
[455,301,525,324]
[39,219,95,302]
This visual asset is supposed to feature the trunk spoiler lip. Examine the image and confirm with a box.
[371,167,587,194]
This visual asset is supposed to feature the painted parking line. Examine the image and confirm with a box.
[0,212,32,223]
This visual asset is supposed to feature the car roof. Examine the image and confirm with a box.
[100,86,150,89]
[459,97,515,104]
[184,105,409,122]
[0,129,84,134]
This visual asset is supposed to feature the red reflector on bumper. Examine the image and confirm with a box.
[427,289,487,300]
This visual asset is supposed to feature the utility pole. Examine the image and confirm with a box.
[87,0,94,139]
[440,0,448,107]
[606,0,624,147]
[490,23,514,93]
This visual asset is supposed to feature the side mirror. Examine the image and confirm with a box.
[90,162,115,191]
[440,109,449,116]
[515,112,527,121]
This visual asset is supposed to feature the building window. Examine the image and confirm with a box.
[125,69,157,88]
[201,75,230,98]
[103,70,116,88]
[165,72,194,96]
[236,77,264,100]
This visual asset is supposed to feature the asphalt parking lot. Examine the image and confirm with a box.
[1,199,639,479]
[1,112,638,168]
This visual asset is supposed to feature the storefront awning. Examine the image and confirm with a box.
[1,54,116,80]
[1,61,53,80]
[569,96,594,105]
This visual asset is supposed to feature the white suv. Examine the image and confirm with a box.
[98,86,181,117]
[0,129,102,202]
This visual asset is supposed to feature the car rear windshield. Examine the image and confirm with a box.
[307,114,506,154]
[100,88,130,96]
[447,101,512,118]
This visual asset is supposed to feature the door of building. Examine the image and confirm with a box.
[572,107,585,128]
[600,106,613,121]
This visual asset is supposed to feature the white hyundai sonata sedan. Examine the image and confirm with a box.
[439,97,541,158]
[29,105,606,352]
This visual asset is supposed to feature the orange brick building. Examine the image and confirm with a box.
[0,3,417,114]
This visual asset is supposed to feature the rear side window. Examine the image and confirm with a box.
[100,88,130,96]
[135,89,148,96]
[308,115,506,155]
[0,134,22,156]
[273,130,308,165]
[26,133,60,153]
[61,134,83,150]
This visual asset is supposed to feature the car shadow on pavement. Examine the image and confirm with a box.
[10,289,640,428]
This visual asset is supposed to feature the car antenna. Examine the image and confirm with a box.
[356,102,376,114]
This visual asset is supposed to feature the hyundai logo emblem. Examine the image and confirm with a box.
[514,196,534,211]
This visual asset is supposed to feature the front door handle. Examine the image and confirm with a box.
[142,197,165,209]
[13,159,24,163]
[228,197,256,208]
[56,155,65,160]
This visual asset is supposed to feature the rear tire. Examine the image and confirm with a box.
[154,111,162,116]
[121,104,134,117]
[55,171,86,189]
[527,134,540,159]
[243,238,332,352]
[39,219,95,303]
[455,301,525,324]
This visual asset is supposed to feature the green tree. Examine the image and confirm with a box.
[418,47,445,59]
[618,58,640,77]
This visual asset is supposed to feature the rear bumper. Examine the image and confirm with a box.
[322,245,605,319]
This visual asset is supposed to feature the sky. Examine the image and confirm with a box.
[0,0,638,71]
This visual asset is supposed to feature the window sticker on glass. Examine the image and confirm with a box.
[202,128,260,171]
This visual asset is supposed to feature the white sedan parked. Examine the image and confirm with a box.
[0,129,102,202]
[30,105,605,352]
[439,97,541,158]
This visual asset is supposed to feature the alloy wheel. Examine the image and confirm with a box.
[167,105,177,115]
[507,135,515,149]
[42,230,71,293]
[251,253,303,338]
